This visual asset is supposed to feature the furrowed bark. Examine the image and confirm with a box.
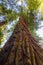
[0,16,43,65]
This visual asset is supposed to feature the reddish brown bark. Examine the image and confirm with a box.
[0,17,43,65]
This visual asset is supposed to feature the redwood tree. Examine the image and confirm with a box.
[0,0,43,65]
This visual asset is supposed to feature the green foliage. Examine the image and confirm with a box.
[0,0,41,27]
[0,0,42,44]
[0,27,3,44]
[0,3,18,24]
[26,0,41,12]
[29,29,40,41]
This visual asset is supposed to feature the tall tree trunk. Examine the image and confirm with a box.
[0,17,43,65]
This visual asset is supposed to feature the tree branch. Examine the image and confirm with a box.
[0,21,6,26]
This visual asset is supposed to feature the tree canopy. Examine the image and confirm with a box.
[0,0,43,45]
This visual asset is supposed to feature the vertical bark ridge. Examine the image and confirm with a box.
[0,17,43,65]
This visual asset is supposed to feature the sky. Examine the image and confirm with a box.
[0,0,43,48]
[0,17,19,48]
[36,21,43,38]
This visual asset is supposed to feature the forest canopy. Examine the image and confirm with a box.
[0,0,43,47]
